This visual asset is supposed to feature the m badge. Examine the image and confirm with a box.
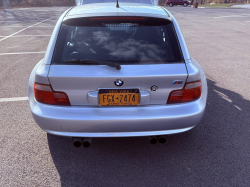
[172,80,183,85]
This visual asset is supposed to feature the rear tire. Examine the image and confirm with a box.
[169,3,173,6]
[184,2,187,6]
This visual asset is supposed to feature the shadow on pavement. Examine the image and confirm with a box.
[47,79,250,186]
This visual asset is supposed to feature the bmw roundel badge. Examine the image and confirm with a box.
[115,79,123,86]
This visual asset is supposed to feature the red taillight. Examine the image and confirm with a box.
[167,80,202,104]
[34,83,71,106]
[90,17,145,21]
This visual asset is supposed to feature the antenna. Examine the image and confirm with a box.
[116,0,119,8]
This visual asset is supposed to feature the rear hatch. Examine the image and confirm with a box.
[48,16,187,106]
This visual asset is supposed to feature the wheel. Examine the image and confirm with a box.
[169,3,173,6]
[184,2,187,6]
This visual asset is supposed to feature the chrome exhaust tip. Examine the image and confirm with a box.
[149,136,158,144]
[83,138,92,148]
[158,136,167,144]
[73,137,82,147]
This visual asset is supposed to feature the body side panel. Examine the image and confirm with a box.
[162,7,191,60]
[35,60,51,84]
[186,58,208,105]
[44,7,73,65]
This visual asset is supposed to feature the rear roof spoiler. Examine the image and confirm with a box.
[75,0,159,6]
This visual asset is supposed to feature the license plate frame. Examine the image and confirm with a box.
[98,88,140,106]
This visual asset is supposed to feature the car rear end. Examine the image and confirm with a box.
[28,4,207,138]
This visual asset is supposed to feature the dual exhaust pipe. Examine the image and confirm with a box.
[73,137,92,148]
[149,136,167,144]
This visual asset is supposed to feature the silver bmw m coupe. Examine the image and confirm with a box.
[28,1,207,147]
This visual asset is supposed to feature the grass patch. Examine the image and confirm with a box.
[199,3,242,8]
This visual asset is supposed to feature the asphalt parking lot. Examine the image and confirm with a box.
[0,6,250,186]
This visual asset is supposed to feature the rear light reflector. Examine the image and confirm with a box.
[167,80,202,104]
[34,83,71,106]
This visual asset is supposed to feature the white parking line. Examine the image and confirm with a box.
[0,51,45,55]
[0,35,51,37]
[0,97,28,102]
[1,26,54,27]
[0,19,56,22]
[0,20,23,22]
[0,17,53,42]
[213,14,250,18]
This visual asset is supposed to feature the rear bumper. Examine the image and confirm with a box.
[30,96,206,137]
[46,127,195,137]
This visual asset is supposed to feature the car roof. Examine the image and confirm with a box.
[75,0,159,6]
[65,2,171,20]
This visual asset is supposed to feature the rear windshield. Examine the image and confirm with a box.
[52,17,184,65]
